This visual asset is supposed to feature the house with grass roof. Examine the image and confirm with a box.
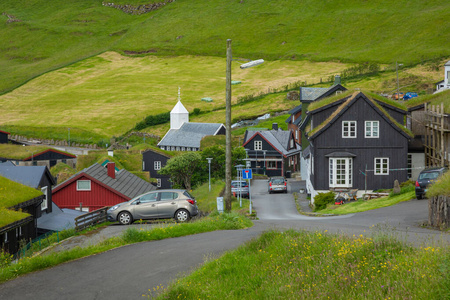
[0,144,77,168]
[303,91,414,202]
[0,176,44,254]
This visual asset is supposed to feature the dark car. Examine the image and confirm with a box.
[268,176,287,194]
[107,189,199,224]
[415,167,448,199]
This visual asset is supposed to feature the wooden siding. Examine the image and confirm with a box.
[311,96,409,191]
[142,150,171,189]
[52,175,128,212]
[0,131,8,144]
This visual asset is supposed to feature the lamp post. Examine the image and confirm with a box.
[224,39,263,212]
[206,158,213,192]
[235,164,244,207]
[263,150,267,175]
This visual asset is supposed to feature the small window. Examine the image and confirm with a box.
[41,186,48,210]
[4,232,8,243]
[139,192,158,203]
[187,147,191,151]
[365,121,379,138]
[176,147,180,151]
[157,178,161,188]
[159,192,178,201]
[181,147,185,151]
[154,161,161,170]
[267,161,277,169]
[254,140,262,150]
[374,158,389,175]
[160,146,165,150]
[77,180,91,191]
[342,121,357,138]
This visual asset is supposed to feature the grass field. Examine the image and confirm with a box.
[1,0,449,95]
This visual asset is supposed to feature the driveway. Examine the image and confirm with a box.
[0,179,448,300]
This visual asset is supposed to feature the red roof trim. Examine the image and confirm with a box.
[52,172,131,200]
[243,132,285,158]
[23,148,76,161]
[0,130,10,135]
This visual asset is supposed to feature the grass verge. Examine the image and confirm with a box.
[153,229,449,300]
[317,191,416,215]
[0,213,252,284]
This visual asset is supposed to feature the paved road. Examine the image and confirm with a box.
[0,179,448,300]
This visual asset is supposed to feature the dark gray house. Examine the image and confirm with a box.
[304,91,413,202]
[0,130,9,144]
[243,124,301,178]
[142,148,172,189]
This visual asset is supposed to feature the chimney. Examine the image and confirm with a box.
[272,123,278,131]
[107,162,116,179]
[334,75,341,85]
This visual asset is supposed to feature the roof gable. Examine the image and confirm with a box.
[243,129,300,157]
[0,165,55,188]
[308,92,413,139]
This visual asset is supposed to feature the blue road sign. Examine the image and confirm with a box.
[242,169,252,179]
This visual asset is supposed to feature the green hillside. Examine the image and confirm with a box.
[1,0,449,94]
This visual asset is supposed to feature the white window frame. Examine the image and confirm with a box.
[254,140,262,151]
[365,121,379,138]
[374,157,389,175]
[342,121,357,138]
[41,186,48,210]
[76,180,91,191]
[4,232,7,243]
[267,161,277,169]
[154,161,161,170]
[157,178,162,188]
[329,158,353,188]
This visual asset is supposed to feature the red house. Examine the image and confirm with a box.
[52,162,156,212]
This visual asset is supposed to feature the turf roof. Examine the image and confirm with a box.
[0,144,75,160]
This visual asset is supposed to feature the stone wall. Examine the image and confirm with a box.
[102,1,175,15]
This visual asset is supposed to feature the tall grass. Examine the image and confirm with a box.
[154,229,449,299]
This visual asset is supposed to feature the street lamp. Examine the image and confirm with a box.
[263,150,267,175]
[224,39,263,212]
[235,164,244,207]
[206,158,213,192]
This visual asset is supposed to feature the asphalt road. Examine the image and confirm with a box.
[0,179,448,300]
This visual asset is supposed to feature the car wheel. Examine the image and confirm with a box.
[118,211,133,225]
[175,209,190,222]
[416,194,422,200]
[269,190,272,194]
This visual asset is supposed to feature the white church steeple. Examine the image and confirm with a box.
[170,87,189,129]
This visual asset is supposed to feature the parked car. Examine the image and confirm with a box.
[415,167,448,199]
[392,92,404,100]
[403,92,418,100]
[107,189,198,224]
[231,180,249,198]
[268,176,287,194]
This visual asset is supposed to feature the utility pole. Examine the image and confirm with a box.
[225,39,232,212]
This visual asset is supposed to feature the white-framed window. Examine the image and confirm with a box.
[176,147,180,151]
[267,161,277,169]
[342,121,357,138]
[181,147,185,151]
[77,180,91,191]
[290,138,294,148]
[365,121,379,138]
[187,147,191,151]
[407,154,412,179]
[374,158,389,175]
[295,130,298,140]
[291,115,294,123]
[41,186,48,210]
[157,178,162,188]
[254,140,262,150]
[4,232,7,243]
[329,158,353,188]
[160,146,165,150]
[142,161,145,170]
[75,207,89,212]
[154,161,161,170]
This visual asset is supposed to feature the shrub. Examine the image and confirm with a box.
[314,191,335,211]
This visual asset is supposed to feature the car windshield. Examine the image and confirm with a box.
[419,172,440,180]
[272,179,285,184]
[232,182,246,187]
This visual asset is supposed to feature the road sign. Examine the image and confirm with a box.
[242,169,252,179]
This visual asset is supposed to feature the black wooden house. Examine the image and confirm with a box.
[304,91,413,202]
[142,148,172,189]
[0,130,9,144]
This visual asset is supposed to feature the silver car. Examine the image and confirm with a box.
[231,180,249,198]
[268,176,287,194]
[107,189,199,225]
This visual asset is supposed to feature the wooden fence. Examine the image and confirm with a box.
[75,206,110,232]
[428,196,449,229]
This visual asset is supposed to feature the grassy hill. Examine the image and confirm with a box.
[1,0,449,94]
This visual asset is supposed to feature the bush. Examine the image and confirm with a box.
[313,191,335,211]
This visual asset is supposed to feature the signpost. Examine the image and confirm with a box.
[242,169,253,214]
